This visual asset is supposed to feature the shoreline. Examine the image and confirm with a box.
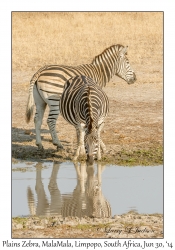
[12,143,163,166]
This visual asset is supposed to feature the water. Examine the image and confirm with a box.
[12,161,163,218]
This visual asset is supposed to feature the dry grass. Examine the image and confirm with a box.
[12,12,163,84]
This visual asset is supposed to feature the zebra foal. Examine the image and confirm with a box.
[60,75,109,163]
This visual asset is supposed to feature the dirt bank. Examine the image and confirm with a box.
[12,212,163,239]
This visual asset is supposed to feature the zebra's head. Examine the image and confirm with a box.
[116,46,136,84]
[85,130,98,164]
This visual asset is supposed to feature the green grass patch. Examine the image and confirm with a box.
[101,145,163,166]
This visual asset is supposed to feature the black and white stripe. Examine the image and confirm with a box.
[25,44,136,150]
[60,75,109,162]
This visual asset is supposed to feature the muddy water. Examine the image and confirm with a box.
[12,161,163,218]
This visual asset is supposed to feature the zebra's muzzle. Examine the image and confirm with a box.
[87,155,94,165]
[128,73,137,84]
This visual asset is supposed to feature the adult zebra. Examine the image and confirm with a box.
[60,75,109,163]
[26,44,136,150]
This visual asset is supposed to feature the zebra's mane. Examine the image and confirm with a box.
[91,44,124,64]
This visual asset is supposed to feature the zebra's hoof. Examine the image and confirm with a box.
[97,154,102,161]
[37,145,44,151]
[56,145,64,151]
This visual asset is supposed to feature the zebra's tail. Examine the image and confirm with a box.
[25,88,34,123]
[25,65,48,123]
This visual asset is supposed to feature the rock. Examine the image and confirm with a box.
[112,214,120,219]
[16,224,23,229]
[32,225,45,229]
[40,219,48,226]
[24,130,33,135]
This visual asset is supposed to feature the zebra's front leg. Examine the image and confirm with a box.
[73,126,85,161]
[97,122,106,160]
[99,122,106,152]
[72,128,80,161]
[100,140,106,153]
[97,138,101,161]
[47,106,63,150]
[79,126,86,156]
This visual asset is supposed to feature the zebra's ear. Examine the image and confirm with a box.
[120,46,128,55]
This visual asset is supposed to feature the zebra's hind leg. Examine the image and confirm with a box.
[33,85,46,150]
[47,104,63,150]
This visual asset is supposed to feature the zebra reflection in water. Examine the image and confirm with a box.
[27,162,111,218]
[27,162,61,216]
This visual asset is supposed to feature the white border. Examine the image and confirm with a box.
[1,0,175,248]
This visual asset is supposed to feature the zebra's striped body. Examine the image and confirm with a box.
[60,75,109,162]
[25,44,136,150]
